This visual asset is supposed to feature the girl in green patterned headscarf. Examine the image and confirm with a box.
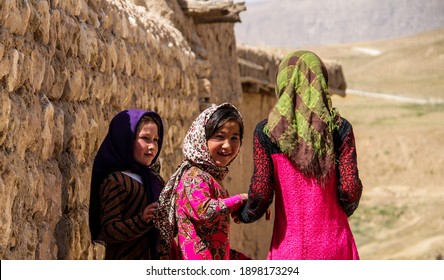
[265,50,339,183]
[239,50,362,260]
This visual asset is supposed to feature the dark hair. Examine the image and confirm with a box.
[135,115,161,137]
[205,105,244,143]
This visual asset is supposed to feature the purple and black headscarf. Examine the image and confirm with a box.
[89,109,164,242]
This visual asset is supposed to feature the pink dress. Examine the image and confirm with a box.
[268,155,359,259]
[175,166,247,259]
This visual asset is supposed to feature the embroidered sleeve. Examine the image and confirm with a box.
[336,118,363,217]
[181,171,244,223]
[239,121,275,223]
[99,172,153,243]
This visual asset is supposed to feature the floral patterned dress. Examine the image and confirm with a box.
[175,166,246,259]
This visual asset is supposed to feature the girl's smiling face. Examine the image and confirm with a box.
[133,121,159,166]
[207,119,241,166]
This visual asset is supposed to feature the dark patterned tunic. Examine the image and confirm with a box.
[98,171,159,259]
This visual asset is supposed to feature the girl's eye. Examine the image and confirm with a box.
[140,136,158,142]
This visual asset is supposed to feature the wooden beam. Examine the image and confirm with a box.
[178,0,246,24]
[238,57,264,71]
[239,76,271,87]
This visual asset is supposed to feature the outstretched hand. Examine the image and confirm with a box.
[232,193,248,224]
[232,211,241,224]
[240,193,248,200]
[142,202,158,223]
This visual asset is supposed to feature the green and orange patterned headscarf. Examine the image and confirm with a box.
[265,50,339,182]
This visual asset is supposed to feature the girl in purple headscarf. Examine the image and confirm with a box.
[89,109,165,259]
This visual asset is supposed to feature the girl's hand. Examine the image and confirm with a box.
[142,202,158,223]
[231,212,241,224]
[231,193,248,224]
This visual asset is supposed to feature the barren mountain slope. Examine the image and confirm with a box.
[236,0,444,49]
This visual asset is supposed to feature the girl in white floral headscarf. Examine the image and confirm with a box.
[155,103,250,260]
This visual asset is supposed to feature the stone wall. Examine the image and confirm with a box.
[0,0,242,260]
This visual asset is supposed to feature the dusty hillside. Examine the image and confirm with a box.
[309,29,444,100]
[309,29,444,260]
[330,95,444,260]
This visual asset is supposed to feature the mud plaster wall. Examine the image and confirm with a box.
[0,0,246,259]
